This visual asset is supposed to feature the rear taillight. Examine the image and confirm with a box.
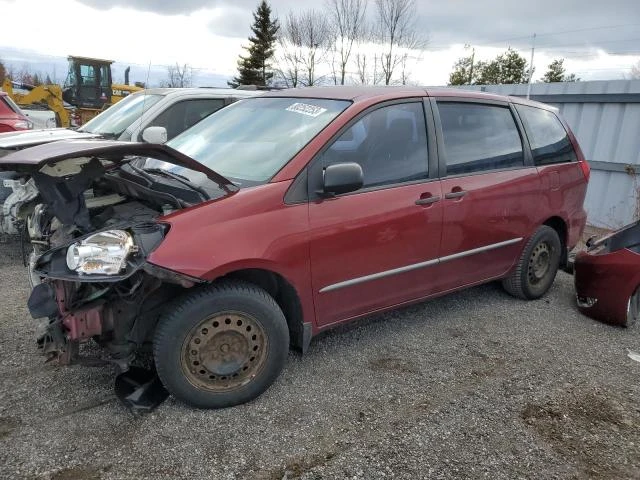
[11,120,33,130]
[569,132,590,181]
[579,159,591,182]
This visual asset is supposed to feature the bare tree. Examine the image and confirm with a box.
[163,63,193,88]
[298,10,332,86]
[354,50,385,85]
[276,12,305,87]
[277,10,332,86]
[374,0,426,85]
[327,0,368,85]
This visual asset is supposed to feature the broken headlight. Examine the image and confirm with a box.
[66,230,136,275]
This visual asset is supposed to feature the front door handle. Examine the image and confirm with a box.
[415,195,441,205]
[444,190,467,199]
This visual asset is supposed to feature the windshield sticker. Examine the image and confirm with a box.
[285,103,327,117]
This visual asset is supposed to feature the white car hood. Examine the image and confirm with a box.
[0,128,101,150]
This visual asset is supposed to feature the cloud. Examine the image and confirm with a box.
[208,7,254,39]
[76,0,211,14]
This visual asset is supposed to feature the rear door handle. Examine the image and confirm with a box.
[415,195,441,205]
[444,190,467,199]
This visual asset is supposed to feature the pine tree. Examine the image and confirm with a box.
[229,1,279,87]
[542,59,579,83]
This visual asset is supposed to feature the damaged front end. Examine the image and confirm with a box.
[0,140,234,411]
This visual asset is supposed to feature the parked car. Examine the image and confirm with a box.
[0,92,33,133]
[0,87,262,234]
[574,221,640,327]
[0,86,589,409]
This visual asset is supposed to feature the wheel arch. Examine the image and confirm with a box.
[543,216,568,267]
[214,267,312,353]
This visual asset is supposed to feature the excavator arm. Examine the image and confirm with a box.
[2,79,70,128]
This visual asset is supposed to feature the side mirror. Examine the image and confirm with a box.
[141,126,167,144]
[322,162,363,196]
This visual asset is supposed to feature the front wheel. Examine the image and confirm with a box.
[154,281,289,409]
[502,225,562,300]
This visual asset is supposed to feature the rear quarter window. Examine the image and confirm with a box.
[515,104,577,166]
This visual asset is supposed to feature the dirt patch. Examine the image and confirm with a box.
[256,450,337,480]
[521,388,640,479]
[51,466,102,480]
[0,416,20,439]
[368,356,420,374]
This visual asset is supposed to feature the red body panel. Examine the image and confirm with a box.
[437,169,540,290]
[574,249,640,326]
[309,181,443,326]
[0,93,30,133]
[535,163,588,249]
[144,87,589,337]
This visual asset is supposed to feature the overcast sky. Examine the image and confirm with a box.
[1,0,639,86]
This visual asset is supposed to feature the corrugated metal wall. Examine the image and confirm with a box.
[445,80,640,228]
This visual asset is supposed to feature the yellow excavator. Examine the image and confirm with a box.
[2,55,143,127]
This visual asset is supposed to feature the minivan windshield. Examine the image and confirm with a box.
[163,97,351,184]
[79,93,162,137]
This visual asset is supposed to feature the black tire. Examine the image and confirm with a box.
[502,225,562,300]
[153,280,289,409]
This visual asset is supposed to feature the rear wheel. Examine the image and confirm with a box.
[502,225,562,300]
[154,281,289,409]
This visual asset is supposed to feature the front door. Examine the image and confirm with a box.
[307,101,443,327]
[433,100,541,291]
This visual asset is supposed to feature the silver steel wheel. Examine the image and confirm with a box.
[528,241,551,285]
[180,311,268,392]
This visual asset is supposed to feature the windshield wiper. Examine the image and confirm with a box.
[138,166,211,200]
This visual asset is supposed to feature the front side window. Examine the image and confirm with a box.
[318,102,429,188]
[80,64,97,86]
[148,99,226,140]
[100,65,110,88]
[165,97,350,184]
[515,104,577,165]
[437,102,524,176]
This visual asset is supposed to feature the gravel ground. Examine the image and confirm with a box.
[1,240,640,480]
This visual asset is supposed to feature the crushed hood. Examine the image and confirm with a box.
[0,139,236,191]
[0,128,101,150]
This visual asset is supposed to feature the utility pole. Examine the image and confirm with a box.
[526,33,536,99]
[465,44,475,85]
[469,48,475,85]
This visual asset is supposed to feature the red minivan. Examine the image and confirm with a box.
[1,86,589,409]
[0,92,33,132]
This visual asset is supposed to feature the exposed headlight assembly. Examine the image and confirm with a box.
[66,230,136,275]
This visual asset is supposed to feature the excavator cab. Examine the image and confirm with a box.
[62,56,113,109]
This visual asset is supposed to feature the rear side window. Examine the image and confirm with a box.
[149,99,226,140]
[515,104,577,165]
[437,102,524,176]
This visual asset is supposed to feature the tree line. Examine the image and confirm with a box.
[0,60,54,86]
[230,0,427,88]
[448,48,579,85]
[230,0,597,88]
